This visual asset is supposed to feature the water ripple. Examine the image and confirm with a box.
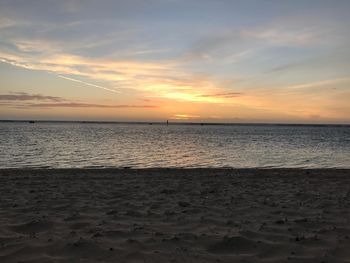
[0,122,349,169]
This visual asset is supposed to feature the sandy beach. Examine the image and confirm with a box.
[1,168,350,263]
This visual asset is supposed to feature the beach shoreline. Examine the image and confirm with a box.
[1,168,350,262]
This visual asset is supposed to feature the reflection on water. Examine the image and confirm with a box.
[0,122,349,168]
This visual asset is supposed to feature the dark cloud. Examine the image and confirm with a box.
[0,92,157,109]
[0,92,64,102]
[20,102,157,108]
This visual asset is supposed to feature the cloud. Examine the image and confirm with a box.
[172,114,200,120]
[183,23,320,64]
[0,52,243,104]
[149,88,243,103]
[267,62,304,73]
[286,78,349,90]
[0,17,15,29]
[0,52,177,92]
[198,92,243,98]
[16,102,157,109]
[241,28,317,46]
[267,47,350,74]
[0,92,64,102]
[0,92,157,109]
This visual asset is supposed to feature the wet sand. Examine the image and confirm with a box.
[0,168,350,262]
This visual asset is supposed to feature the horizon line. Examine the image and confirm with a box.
[1,119,349,127]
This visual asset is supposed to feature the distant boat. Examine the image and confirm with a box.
[29,121,35,124]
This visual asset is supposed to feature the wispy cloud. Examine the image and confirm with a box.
[172,114,200,120]
[0,51,242,103]
[287,78,349,90]
[0,92,64,102]
[0,17,15,29]
[198,92,243,98]
[241,28,317,46]
[183,23,320,64]
[0,92,157,109]
[16,102,157,109]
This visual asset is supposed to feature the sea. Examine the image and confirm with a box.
[0,121,349,169]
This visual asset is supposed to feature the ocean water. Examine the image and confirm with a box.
[0,122,349,168]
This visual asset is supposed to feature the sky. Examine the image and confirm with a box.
[0,0,349,123]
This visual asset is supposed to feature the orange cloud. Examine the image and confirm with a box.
[0,50,243,104]
[172,114,200,120]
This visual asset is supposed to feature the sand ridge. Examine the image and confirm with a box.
[0,168,350,262]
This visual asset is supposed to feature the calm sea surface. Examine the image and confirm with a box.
[0,122,349,168]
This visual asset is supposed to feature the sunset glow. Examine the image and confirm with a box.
[0,1,349,123]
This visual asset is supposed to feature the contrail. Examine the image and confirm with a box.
[57,75,120,93]
[0,58,120,94]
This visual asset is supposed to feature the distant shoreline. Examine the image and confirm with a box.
[1,119,349,127]
[1,168,349,174]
